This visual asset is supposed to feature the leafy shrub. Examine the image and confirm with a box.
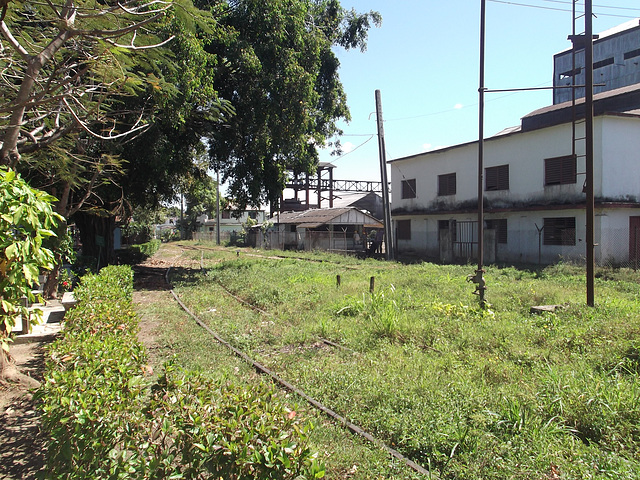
[39,264,325,479]
[0,167,61,347]
[140,363,325,479]
[72,265,134,304]
[39,265,146,478]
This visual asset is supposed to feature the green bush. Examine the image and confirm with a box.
[141,363,325,479]
[39,264,324,479]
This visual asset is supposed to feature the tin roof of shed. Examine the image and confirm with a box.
[273,207,382,227]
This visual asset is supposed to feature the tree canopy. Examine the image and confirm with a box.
[0,0,180,167]
[204,0,381,209]
[2,0,380,265]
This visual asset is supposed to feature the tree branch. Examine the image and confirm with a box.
[0,21,30,60]
[63,97,150,141]
[105,34,175,50]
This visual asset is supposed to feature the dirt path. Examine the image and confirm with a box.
[0,342,48,479]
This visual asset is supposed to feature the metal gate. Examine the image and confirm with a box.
[453,220,478,261]
[630,217,640,270]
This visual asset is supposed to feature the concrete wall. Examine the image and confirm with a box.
[394,207,640,266]
[391,116,640,213]
[601,116,640,200]
[390,123,587,211]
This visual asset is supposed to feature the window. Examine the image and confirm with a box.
[485,219,507,244]
[438,173,456,196]
[397,220,411,240]
[401,179,416,199]
[545,155,576,186]
[222,210,231,219]
[543,217,576,246]
[438,219,457,242]
[485,165,509,191]
[559,67,581,79]
[593,57,614,69]
[624,48,640,60]
[248,211,258,220]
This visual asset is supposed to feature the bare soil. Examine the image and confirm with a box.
[0,342,48,479]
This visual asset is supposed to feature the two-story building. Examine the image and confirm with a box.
[193,209,266,242]
[390,84,640,266]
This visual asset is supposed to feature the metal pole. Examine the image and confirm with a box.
[585,0,595,306]
[216,168,221,245]
[375,90,394,260]
[472,0,487,304]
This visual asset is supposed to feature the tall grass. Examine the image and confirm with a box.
[156,243,640,479]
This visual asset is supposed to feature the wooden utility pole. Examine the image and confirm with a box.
[585,0,595,306]
[375,90,394,260]
[472,0,487,305]
[216,167,221,245]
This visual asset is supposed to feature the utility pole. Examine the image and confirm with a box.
[216,167,221,245]
[470,0,487,305]
[375,90,394,260]
[585,0,595,306]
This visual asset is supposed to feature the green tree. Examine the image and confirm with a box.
[4,0,232,278]
[0,167,61,383]
[204,0,381,209]
[180,171,220,236]
[0,0,175,167]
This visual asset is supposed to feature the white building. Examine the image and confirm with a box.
[193,209,266,242]
[390,84,640,266]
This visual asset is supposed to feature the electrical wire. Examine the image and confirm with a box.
[539,0,640,13]
[327,134,375,163]
[488,0,638,18]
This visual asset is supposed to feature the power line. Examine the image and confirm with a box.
[329,134,375,163]
[540,0,640,13]
[488,0,638,18]
[385,80,552,123]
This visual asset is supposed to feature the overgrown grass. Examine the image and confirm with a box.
[153,242,640,479]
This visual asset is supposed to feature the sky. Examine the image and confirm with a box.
[315,0,640,184]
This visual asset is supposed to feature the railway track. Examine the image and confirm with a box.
[157,248,433,477]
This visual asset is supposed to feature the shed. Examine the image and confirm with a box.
[265,207,383,252]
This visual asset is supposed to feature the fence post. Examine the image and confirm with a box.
[370,276,375,293]
[633,227,640,272]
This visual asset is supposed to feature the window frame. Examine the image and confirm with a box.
[543,217,576,246]
[485,218,508,244]
[485,165,509,191]
[401,179,417,199]
[438,173,456,196]
[545,155,577,186]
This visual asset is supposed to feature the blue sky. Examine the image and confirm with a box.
[317,0,640,183]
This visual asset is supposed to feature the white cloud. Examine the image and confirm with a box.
[422,143,446,152]
[341,141,355,153]
[454,103,463,109]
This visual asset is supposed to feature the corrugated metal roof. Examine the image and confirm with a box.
[523,83,640,119]
[272,207,382,228]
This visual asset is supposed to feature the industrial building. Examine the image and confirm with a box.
[390,19,640,267]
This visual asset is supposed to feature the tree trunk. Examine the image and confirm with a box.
[0,340,40,388]
[43,218,69,299]
[73,212,117,269]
